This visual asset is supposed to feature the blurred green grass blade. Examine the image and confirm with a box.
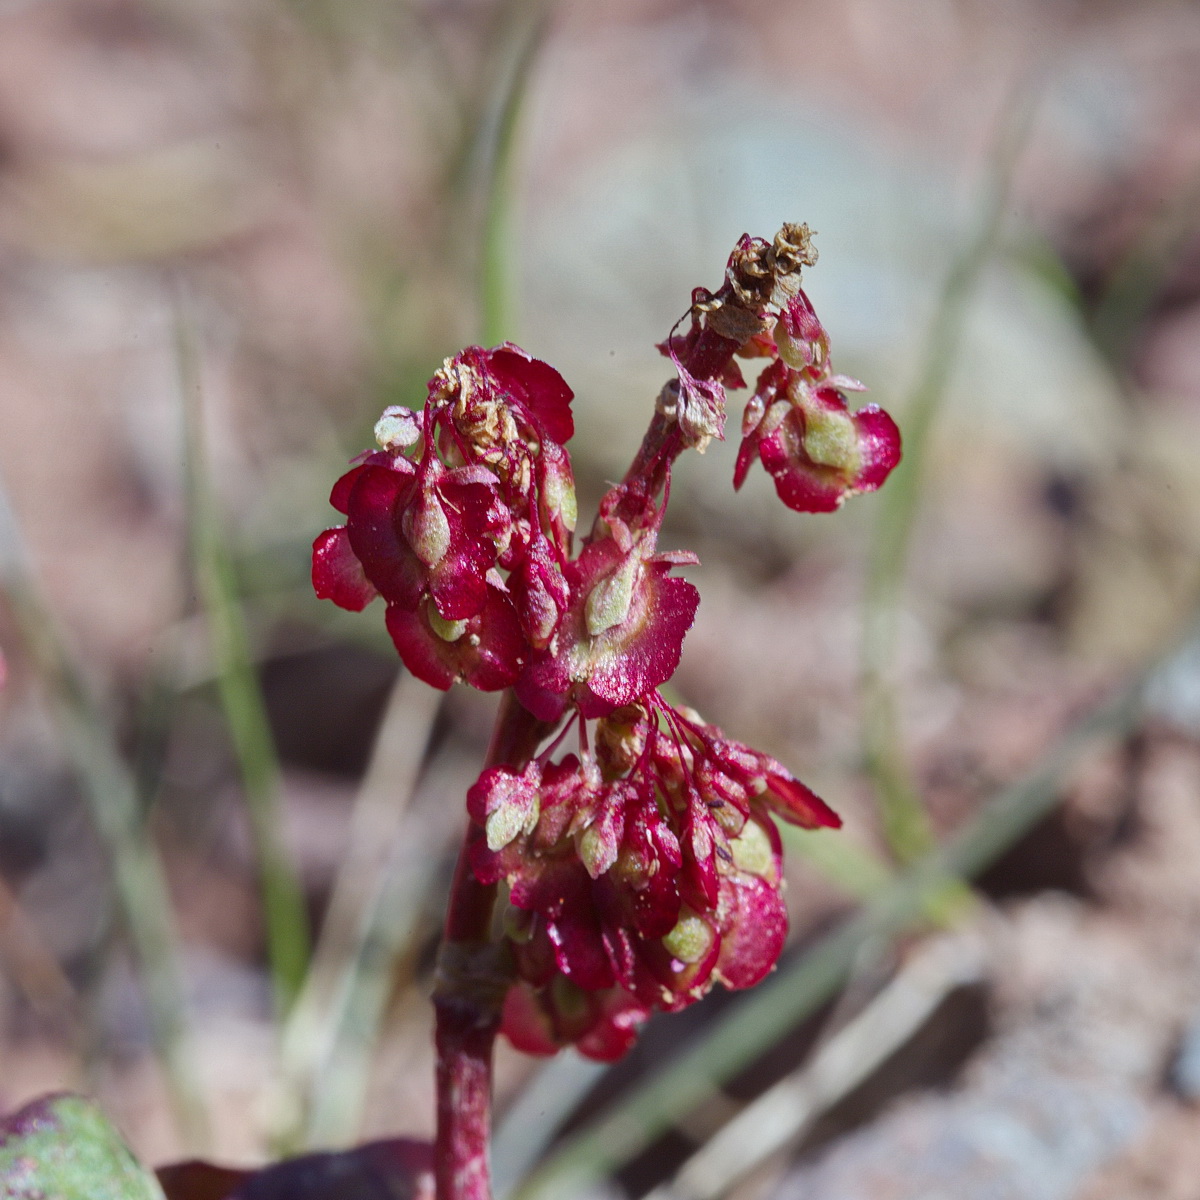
[511,668,1147,1200]
[0,477,210,1151]
[299,821,449,1146]
[779,825,894,902]
[862,89,1037,864]
[174,295,310,1016]
[275,671,441,1149]
[478,0,550,346]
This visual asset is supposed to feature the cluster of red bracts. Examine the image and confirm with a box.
[312,343,700,711]
[732,289,900,513]
[312,231,900,1061]
[470,697,839,1060]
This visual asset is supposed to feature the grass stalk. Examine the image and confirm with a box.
[275,670,442,1149]
[477,0,550,346]
[779,824,895,903]
[174,294,310,1017]
[493,1053,609,1198]
[0,478,210,1150]
[861,91,1037,863]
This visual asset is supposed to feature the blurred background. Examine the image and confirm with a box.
[2,0,1200,1196]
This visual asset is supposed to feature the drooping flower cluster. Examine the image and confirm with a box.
[657,226,901,512]
[732,289,900,512]
[313,224,901,1062]
[469,696,839,1059]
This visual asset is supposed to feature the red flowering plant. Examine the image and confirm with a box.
[313,224,900,1200]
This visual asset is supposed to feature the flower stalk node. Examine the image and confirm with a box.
[433,941,514,1022]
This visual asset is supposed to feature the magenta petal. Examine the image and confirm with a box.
[575,990,649,1062]
[714,874,787,990]
[679,797,721,911]
[629,871,682,941]
[765,772,841,830]
[467,762,538,825]
[429,571,487,623]
[547,909,614,991]
[582,572,700,715]
[852,405,902,491]
[346,466,425,609]
[639,915,721,1001]
[758,418,846,514]
[732,434,757,491]
[514,673,571,723]
[614,793,682,939]
[501,983,560,1057]
[757,397,902,513]
[488,346,575,445]
[384,588,523,692]
[769,467,844,513]
[468,840,507,887]
[427,481,503,620]
[517,545,701,720]
[456,590,525,691]
[599,921,639,994]
[578,789,625,879]
[510,534,570,649]
[330,464,373,514]
[513,923,558,989]
[384,604,457,690]
[525,863,613,991]
[596,858,680,945]
[467,762,541,849]
[312,527,377,611]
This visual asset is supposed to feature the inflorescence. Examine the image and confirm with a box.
[313,223,901,1060]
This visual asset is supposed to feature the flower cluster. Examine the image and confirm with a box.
[313,224,901,1061]
[657,225,900,513]
[313,343,700,711]
[470,696,839,1059]
[733,289,900,513]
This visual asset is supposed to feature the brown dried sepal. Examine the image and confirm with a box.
[696,222,819,344]
[704,300,769,345]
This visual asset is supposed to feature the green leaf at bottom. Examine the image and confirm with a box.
[0,1093,166,1200]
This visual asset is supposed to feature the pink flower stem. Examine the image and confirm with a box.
[621,326,740,498]
[433,691,555,1200]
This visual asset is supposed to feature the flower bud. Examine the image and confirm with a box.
[585,554,639,636]
[427,609,468,643]
[373,406,421,450]
[662,911,716,965]
[729,817,776,881]
[774,291,828,371]
[799,399,859,473]
[595,704,649,776]
[539,442,578,536]
[402,487,451,568]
